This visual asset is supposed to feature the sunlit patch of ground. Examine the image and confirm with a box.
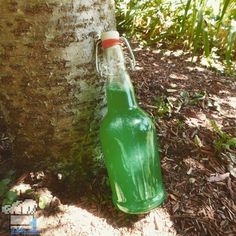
[36,193,176,236]
[1,182,177,236]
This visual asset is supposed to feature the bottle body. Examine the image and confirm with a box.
[100,85,166,214]
[99,32,165,214]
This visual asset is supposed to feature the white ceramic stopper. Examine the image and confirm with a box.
[101,31,119,41]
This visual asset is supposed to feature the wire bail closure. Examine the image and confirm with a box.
[95,36,136,77]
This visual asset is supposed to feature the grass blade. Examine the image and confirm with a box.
[226,20,236,69]
[181,0,192,34]
[203,27,210,59]
[189,0,197,48]
[217,0,231,32]
[192,7,204,60]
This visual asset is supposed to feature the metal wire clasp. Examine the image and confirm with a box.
[95,36,136,76]
[120,36,136,71]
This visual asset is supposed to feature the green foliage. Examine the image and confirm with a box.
[116,0,236,71]
[176,119,186,129]
[0,170,17,205]
[3,191,17,205]
[38,196,46,210]
[0,178,11,195]
[180,90,206,105]
[226,20,236,70]
[210,120,236,152]
[155,96,173,116]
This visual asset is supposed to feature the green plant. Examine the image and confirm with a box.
[190,91,206,105]
[225,19,236,70]
[210,120,236,152]
[180,90,206,106]
[116,0,236,71]
[0,170,17,205]
[155,96,173,116]
[176,119,186,129]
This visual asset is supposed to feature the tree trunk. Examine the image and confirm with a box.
[0,0,116,174]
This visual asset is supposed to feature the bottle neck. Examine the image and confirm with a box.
[103,45,137,112]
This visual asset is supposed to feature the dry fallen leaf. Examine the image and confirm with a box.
[228,165,236,178]
[187,167,193,175]
[207,173,230,182]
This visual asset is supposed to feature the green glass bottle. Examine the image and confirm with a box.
[99,31,166,214]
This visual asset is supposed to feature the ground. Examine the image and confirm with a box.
[0,47,236,236]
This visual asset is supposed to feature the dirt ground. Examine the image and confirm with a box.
[0,47,236,236]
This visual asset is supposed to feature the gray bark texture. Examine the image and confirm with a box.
[0,0,116,172]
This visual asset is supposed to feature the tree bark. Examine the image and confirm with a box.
[0,0,116,173]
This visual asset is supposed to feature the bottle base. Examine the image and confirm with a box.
[113,189,166,214]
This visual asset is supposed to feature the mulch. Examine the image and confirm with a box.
[131,47,236,235]
[0,47,235,236]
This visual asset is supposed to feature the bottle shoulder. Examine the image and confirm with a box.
[100,107,156,131]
